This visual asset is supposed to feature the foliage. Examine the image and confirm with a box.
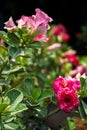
[0,8,87,130]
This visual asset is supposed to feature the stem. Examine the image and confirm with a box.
[47,108,60,118]
[50,97,57,105]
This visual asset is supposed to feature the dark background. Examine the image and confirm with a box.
[1,0,87,54]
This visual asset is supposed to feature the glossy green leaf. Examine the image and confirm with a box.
[81,100,87,115]
[38,90,53,101]
[29,41,42,48]
[0,31,8,42]
[7,32,20,47]
[66,117,77,130]
[78,100,87,120]
[4,123,19,130]
[0,104,8,114]
[32,88,41,100]
[21,78,34,96]
[8,46,22,58]
[2,67,25,75]
[11,103,28,115]
[6,89,23,111]
[80,77,85,87]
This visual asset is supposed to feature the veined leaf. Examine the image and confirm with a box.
[8,46,22,58]
[6,89,23,111]
[38,90,53,101]
[4,123,18,130]
[11,103,28,115]
[7,32,20,47]
[2,67,25,75]
[0,31,8,42]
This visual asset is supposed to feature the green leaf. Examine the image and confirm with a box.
[0,31,8,42]
[0,104,8,114]
[83,78,87,88]
[32,88,41,101]
[4,123,19,130]
[29,41,42,48]
[8,46,22,58]
[3,115,14,123]
[66,117,77,130]
[80,77,85,87]
[21,78,34,96]
[6,89,23,111]
[81,100,87,115]
[38,90,53,101]
[7,32,20,47]
[37,73,46,81]
[2,67,25,75]
[0,76,12,85]
[11,103,28,115]
[78,100,87,120]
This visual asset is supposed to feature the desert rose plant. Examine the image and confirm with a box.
[0,8,87,130]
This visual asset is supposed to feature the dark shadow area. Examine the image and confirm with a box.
[1,1,87,54]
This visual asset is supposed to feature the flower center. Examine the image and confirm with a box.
[65,97,70,103]
[63,83,67,87]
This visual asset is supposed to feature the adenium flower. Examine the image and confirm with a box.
[52,76,81,94]
[4,17,16,30]
[4,8,53,34]
[69,65,87,77]
[65,54,79,66]
[35,8,53,30]
[57,32,70,42]
[33,34,49,42]
[52,76,81,112]
[52,24,70,42]
[67,77,81,91]
[47,43,61,51]
[57,88,80,112]
[52,24,67,35]
[16,8,53,34]
[16,15,29,28]
[62,50,76,57]
[52,76,67,94]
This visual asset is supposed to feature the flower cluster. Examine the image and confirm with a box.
[52,76,81,112]
[0,7,87,130]
[4,8,53,44]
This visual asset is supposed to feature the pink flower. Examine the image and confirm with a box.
[32,8,53,33]
[16,8,53,34]
[69,65,87,77]
[47,43,61,51]
[52,24,70,42]
[57,88,80,112]
[59,32,70,42]
[52,24,67,35]
[62,50,76,57]
[4,17,16,30]
[65,54,79,66]
[52,76,67,94]
[35,8,53,24]
[16,15,29,28]
[76,65,87,74]
[67,77,81,91]
[52,76,81,94]
[34,34,49,42]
